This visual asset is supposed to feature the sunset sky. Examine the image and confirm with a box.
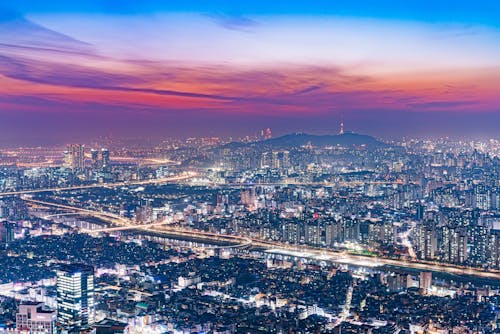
[1,1,500,144]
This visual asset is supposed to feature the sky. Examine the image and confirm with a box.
[1,1,500,145]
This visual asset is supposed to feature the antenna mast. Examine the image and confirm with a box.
[339,113,345,135]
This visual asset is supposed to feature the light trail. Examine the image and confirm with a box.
[84,222,171,233]
[110,157,179,165]
[208,180,403,187]
[42,212,86,220]
[400,228,417,259]
[27,199,252,249]
[334,284,354,327]
[24,199,500,279]
[38,212,174,233]
[0,172,197,197]
[261,247,500,279]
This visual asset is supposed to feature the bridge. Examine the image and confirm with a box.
[25,198,500,279]
[27,198,252,250]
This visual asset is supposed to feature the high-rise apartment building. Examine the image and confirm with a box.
[64,144,85,170]
[0,221,15,246]
[101,148,110,171]
[419,272,432,295]
[91,149,100,169]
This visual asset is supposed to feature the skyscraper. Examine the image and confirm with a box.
[0,221,15,246]
[5,221,15,245]
[57,264,95,331]
[101,148,110,171]
[260,127,272,140]
[64,144,85,170]
[91,149,100,170]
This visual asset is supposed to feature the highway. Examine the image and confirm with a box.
[207,180,403,187]
[0,172,197,197]
[261,247,500,279]
[38,211,174,233]
[26,199,500,280]
[26,198,252,249]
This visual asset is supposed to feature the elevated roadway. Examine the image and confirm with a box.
[26,198,251,249]
[25,199,500,280]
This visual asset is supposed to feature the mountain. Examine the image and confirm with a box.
[261,132,387,149]
[221,132,388,151]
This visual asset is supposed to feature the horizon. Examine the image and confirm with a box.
[0,128,499,149]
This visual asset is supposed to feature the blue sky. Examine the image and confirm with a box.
[4,1,500,25]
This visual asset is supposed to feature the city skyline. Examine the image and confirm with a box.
[1,1,500,145]
[1,3,500,333]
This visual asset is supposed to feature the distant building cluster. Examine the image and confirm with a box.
[64,145,110,173]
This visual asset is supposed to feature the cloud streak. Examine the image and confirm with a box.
[1,8,500,144]
[207,13,258,31]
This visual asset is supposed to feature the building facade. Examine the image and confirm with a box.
[57,264,96,331]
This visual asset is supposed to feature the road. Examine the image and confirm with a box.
[205,180,403,187]
[334,284,354,327]
[27,198,252,249]
[399,228,417,259]
[0,172,197,197]
[26,199,500,280]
